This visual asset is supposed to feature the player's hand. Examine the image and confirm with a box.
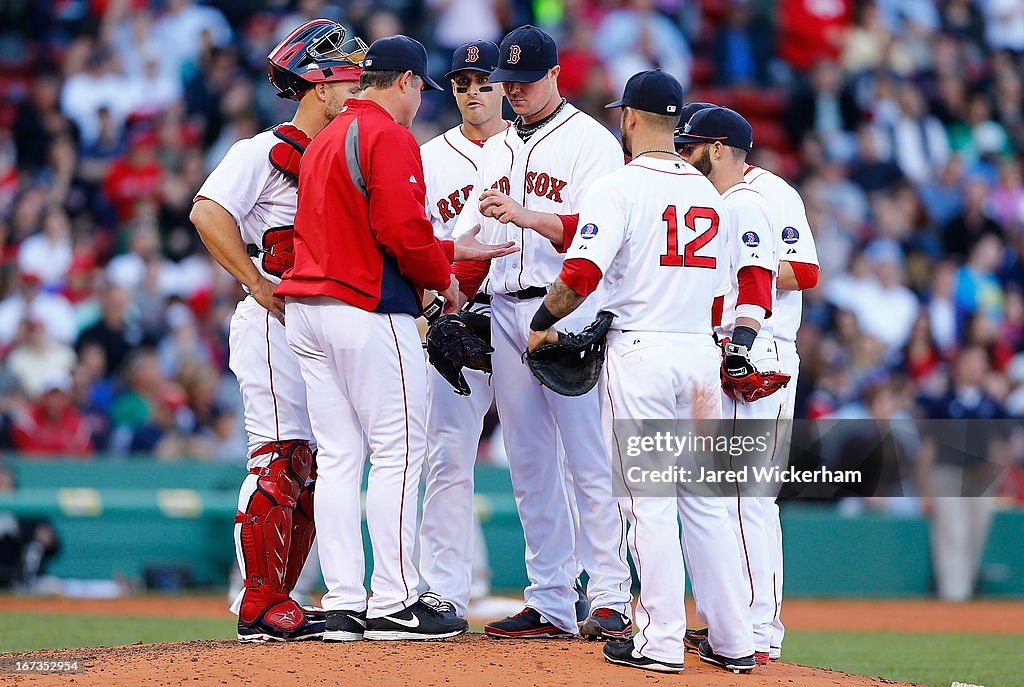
[439,275,465,315]
[528,327,559,352]
[251,277,286,325]
[479,189,534,227]
[453,226,519,261]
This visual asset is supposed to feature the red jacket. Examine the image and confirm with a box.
[12,403,94,456]
[277,99,454,315]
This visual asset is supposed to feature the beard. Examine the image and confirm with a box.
[620,128,632,158]
[691,146,713,176]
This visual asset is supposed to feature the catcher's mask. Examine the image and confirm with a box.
[268,19,367,100]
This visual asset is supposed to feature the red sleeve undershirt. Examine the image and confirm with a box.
[439,239,455,263]
[787,261,819,290]
[452,259,489,299]
[559,258,603,297]
[552,214,579,254]
[737,265,773,317]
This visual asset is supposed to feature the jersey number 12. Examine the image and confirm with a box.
[659,205,718,269]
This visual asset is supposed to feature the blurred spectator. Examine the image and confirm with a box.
[102,128,163,224]
[942,177,1003,259]
[13,73,78,173]
[918,346,1003,601]
[59,47,128,147]
[777,0,852,72]
[786,61,861,157]
[982,0,1024,54]
[10,371,94,456]
[0,273,77,347]
[595,0,692,97]
[878,83,951,184]
[850,124,906,193]
[5,318,76,399]
[75,285,154,378]
[427,0,506,52]
[955,233,1005,326]
[151,0,232,80]
[17,206,73,289]
[711,1,771,86]
[0,465,61,589]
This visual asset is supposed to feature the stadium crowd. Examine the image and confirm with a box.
[0,0,1021,478]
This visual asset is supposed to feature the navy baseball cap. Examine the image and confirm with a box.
[674,101,716,144]
[674,106,753,152]
[444,40,499,80]
[605,69,683,116]
[488,25,558,83]
[362,35,442,91]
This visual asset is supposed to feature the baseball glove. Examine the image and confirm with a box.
[426,312,493,395]
[527,311,615,397]
[720,337,791,403]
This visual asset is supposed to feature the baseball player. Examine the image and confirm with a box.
[417,40,507,618]
[677,106,786,665]
[450,25,633,640]
[528,70,755,673]
[275,35,514,642]
[190,19,365,643]
[677,103,819,662]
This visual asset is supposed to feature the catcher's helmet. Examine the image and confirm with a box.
[268,19,367,100]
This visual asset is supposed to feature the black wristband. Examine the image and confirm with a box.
[732,325,757,350]
[530,302,560,332]
[423,296,444,323]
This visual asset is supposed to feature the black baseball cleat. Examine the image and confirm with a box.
[323,609,366,642]
[683,626,708,652]
[574,579,590,624]
[237,601,326,642]
[484,607,573,639]
[697,639,757,673]
[363,599,468,641]
[579,608,633,641]
[603,639,684,673]
[419,591,461,621]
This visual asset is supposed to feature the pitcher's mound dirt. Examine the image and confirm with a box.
[6,634,917,687]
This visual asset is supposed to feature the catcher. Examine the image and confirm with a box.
[528,70,757,673]
[190,19,365,643]
[676,105,789,664]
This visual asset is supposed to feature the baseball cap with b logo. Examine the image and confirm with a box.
[605,69,683,116]
[488,25,558,83]
[445,40,500,80]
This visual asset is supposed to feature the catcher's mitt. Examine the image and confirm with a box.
[527,311,615,397]
[720,337,791,403]
[426,312,493,395]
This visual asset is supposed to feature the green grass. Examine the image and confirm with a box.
[1,616,1022,687]
[783,630,1024,687]
[0,613,233,653]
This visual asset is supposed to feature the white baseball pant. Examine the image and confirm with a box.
[418,365,494,616]
[489,294,631,634]
[285,296,425,618]
[604,330,753,664]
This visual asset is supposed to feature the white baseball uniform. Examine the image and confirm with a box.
[711,181,781,654]
[743,164,819,652]
[418,124,501,615]
[452,102,632,633]
[567,155,754,664]
[195,125,316,617]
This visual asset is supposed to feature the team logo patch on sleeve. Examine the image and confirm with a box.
[782,226,800,244]
[580,223,599,239]
[743,231,760,247]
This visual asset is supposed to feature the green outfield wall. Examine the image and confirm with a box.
[1,459,1021,596]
